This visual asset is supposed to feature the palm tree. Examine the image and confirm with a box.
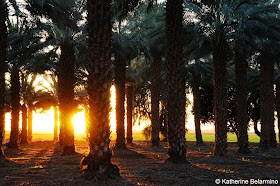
[188,58,213,145]
[145,6,164,147]
[26,0,84,153]
[195,0,280,155]
[83,0,119,177]
[226,0,280,153]
[0,0,8,163]
[119,3,165,146]
[20,103,28,144]
[6,14,49,148]
[20,72,53,143]
[212,23,229,156]
[234,44,250,153]
[238,1,280,149]
[112,33,129,149]
[114,56,127,149]
[126,82,133,144]
[44,75,59,142]
[246,66,261,138]
[7,66,21,149]
[191,72,203,145]
[112,23,139,148]
[186,0,229,156]
[150,55,162,147]
[259,54,277,148]
[165,0,187,163]
[20,73,37,143]
[57,37,76,154]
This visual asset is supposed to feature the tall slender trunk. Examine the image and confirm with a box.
[53,106,58,142]
[58,43,75,155]
[58,72,64,146]
[165,0,187,163]
[58,103,64,145]
[234,47,250,153]
[20,104,28,144]
[275,82,280,144]
[0,0,8,162]
[27,108,33,141]
[84,0,119,178]
[254,120,261,137]
[213,28,228,156]
[260,56,277,148]
[115,58,126,149]
[192,73,203,145]
[8,67,20,149]
[126,83,133,144]
[151,56,161,147]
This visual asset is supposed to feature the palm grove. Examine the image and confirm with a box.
[0,0,280,179]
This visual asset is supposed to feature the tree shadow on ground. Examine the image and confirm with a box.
[113,146,150,159]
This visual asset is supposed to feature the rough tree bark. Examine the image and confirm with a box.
[115,58,126,149]
[0,0,8,164]
[8,67,20,149]
[151,56,161,147]
[58,43,76,155]
[260,56,277,149]
[83,0,119,179]
[126,83,133,144]
[234,46,250,153]
[165,0,188,163]
[213,28,228,156]
[20,104,28,144]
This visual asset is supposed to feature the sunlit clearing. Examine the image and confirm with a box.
[73,110,86,134]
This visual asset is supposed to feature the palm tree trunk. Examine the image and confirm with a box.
[8,67,20,149]
[275,82,280,144]
[253,120,261,137]
[20,104,28,144]
[213,28,228,156]
[58,72,64,146]
[115,58,126,149]
[84,0,119,178]
[234,48,250,153]
[27,108,33,141]
[58,105,64,145]
[192,73,203,145]
[58,43,75,155]
[0,0,8,163]
[260,56,277,148]
[165,0,187,163]
[151,56,161,147]
[53,106,58,142]
[126,83,133,144]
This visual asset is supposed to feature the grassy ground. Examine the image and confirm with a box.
[5,132,278,143]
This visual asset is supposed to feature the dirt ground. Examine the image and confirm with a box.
[0,140,280,185]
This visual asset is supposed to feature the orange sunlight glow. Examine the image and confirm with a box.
[5,85,146,138]
[4,82,230,140]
